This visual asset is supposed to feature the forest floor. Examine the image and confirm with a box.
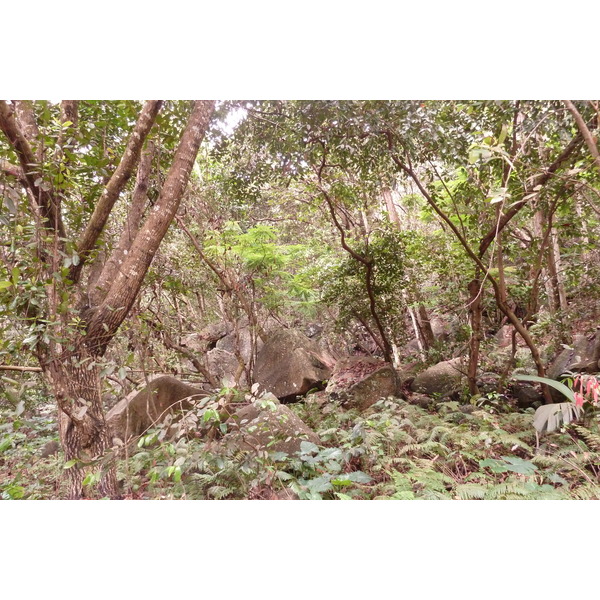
[2,388,600,500]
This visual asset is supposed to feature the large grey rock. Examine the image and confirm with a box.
[510,382,543,408]
[410,357,466,396]
[253,328,333,400]
[548,331,600,379]
[106,376,208,442]
[215,317,272,363]
[326,356,398,411]
[206,347,248,387]
[547,331,600,402]
[223,395,320,456]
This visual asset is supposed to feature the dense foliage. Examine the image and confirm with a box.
[1,100,600,499]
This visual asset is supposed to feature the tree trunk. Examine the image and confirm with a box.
[416,302,435,349]
[467,279,482,395]
[29,101,214,499]
[44,350,118,498]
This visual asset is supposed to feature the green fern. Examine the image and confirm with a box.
[398,440,450,457]
[570,485,600,500]
[572,425,600,452]
[207,485,235,499]
[454,483,488,499]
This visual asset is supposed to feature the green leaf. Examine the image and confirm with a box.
[512,374,575,402]
[299,441,319,455]
[82,473,95,486]
[3,196,16,215]
[345,471,372,483]
[468,147,492,163]
[479,458,508,473]
[63,459,79,469]
[0,281,12,290]
[500,456,538,475]
[305,476,333,493]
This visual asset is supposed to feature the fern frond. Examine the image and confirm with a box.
[428,426,455,443]
[419,488,452,500]
[398,440,450,457]
[573,426,600,452]
[570,485,600,500]
[485,481,530,499]
[207,485,234,499]
[488,429,533,451]
[390,490,416,500]
[455,483,488,499]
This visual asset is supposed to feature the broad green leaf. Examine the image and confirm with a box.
[299,440,319,454]
[331,478,353,487]
[500,456,538,475]
[305,476,333,493]
[479,458,508,473]
[3,196,16,215]
[63,459,79,469]
[497,124,508,145]
[346,471,372,483]
[468,147,492,163]
[0,281,12,290]
[513,374,575,402]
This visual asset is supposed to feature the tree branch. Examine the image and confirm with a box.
[85,101,215,356]
[90,141,156,305]
[388,143,550,391]
[0,101,66,239]
[70,100,163,283]
[564,100,600,173]
[477,123,589,257]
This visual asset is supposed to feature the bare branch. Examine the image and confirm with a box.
[564,100,600,173]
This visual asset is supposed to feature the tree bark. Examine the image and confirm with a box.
[90,141,156,305]
[86,101,215,356]
[467,279,483,395]
[0,101,66,239]
[70,100,162,282]
[564,100,600,173]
